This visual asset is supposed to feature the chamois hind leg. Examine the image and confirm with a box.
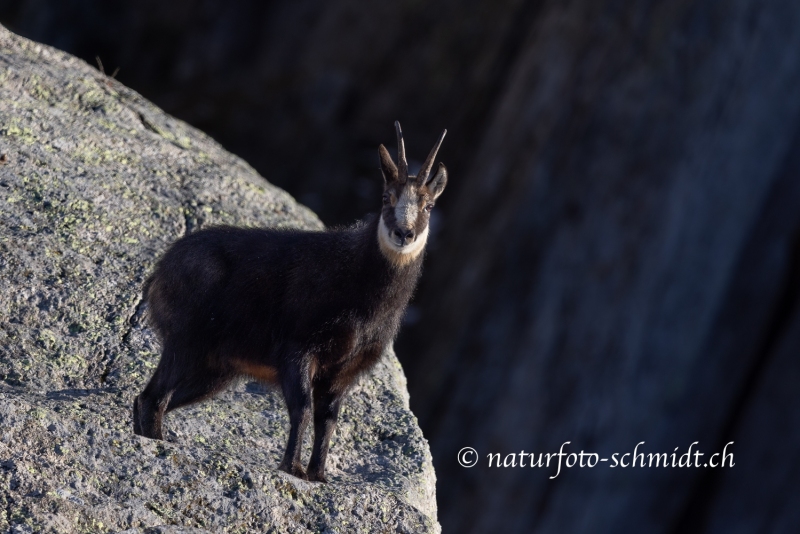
[133,358,177,440]
[133,391,143,435]
[278,356,313,480]
[134,342,215,440]
[165,367,234,413]
[307,378,346,483]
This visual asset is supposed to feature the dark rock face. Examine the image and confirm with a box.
[3,2,800,533]
[410,3,800,533]
[0,26,438,533]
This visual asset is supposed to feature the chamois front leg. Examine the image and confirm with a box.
[307,380,345,483]
[278,358,313,480]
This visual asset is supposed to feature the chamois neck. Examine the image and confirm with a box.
[376,215,428,268]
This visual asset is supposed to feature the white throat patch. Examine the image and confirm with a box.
[378,215,428,267]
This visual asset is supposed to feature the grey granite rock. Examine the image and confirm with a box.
[0,25,438,533]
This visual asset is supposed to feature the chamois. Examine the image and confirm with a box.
[133,122,447,482]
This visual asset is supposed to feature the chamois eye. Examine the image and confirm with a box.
[424,204,434,212]
[383,194,390,205]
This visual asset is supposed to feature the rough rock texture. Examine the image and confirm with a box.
[0,25,438,533]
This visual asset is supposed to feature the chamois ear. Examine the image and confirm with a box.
[379,144,398,184]
[426,162,448,200]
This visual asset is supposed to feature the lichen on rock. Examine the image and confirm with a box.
[0,25,438,533]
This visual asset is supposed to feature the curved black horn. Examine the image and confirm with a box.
[417,129,447,185]
[395,121,409,182]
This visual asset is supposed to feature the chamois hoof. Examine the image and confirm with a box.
[307,470,328,483]
[136,429,164,441]
[279,463,308,481]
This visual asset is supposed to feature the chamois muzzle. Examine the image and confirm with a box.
[392,227,416,246]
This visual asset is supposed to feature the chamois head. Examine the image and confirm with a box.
[377,121,447,266]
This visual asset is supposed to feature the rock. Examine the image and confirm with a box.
[0,25,438,533]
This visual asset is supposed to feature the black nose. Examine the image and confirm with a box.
[393,228,415,244]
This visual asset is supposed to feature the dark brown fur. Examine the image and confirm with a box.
[133,122,447,482]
